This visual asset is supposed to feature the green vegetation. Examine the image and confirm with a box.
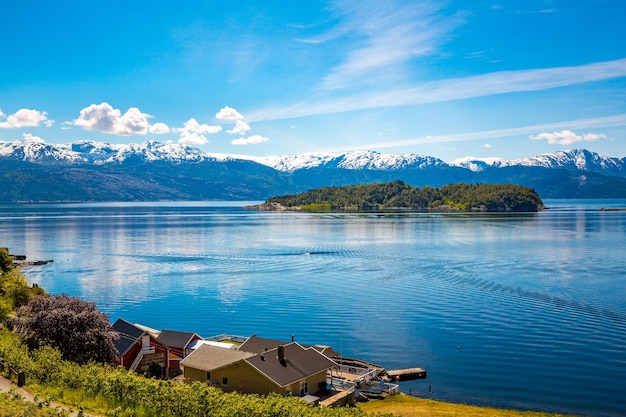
[0,247,39,322]
[268,181,544,212]
[358,394,577,417]
[0,392,71,417]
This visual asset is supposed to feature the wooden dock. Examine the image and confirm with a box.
[384,367,427,381]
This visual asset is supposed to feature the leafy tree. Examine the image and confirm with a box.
[11,294,119,364]
[0,247,13,273]
[1,269,31,309]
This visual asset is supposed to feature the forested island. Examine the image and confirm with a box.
[253,181,544,212]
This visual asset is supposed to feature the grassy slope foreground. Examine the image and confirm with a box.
[266,181,544,212]
[358,394,577,417]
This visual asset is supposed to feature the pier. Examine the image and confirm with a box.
[384,367,427,381]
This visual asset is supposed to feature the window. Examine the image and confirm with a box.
[206,371,211,381]
[221,376,229,386]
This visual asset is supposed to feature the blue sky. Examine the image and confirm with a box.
[1,0,625,161]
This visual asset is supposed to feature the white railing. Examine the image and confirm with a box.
[130,353,144,371]
[336,365,378,383]
[327,376,356,392]
[354,368,377,383]
[129,346,156,371]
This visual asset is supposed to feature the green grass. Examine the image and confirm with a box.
[358,394,578,417]
[0,391,71,416]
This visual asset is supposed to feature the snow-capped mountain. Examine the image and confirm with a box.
[448,156,505,171]
[1,139,624,176]
[0,140,447,171]
[252,150,446,172]
[0,140,216,165]
[1,139,625,201]
[448,149,626,177]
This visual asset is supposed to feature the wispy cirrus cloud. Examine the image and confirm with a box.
[248,58,626,121]
[325,114,626,152]
[315,0,458,92]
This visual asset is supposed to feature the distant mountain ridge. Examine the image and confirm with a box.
[1,140,625,201]
[449,149,626,177]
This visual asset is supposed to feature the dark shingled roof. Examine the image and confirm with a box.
[238,336,286,354]
[112,318,144,356]
[245,342,336,388]
[239,335,340,359]
[157,330,199,349]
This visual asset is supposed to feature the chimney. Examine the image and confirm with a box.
[278,345,285,364]
[291,334,294,343]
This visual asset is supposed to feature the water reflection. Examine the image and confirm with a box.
[1,201,625,416]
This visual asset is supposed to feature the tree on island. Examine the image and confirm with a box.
[11,294,119,364]
[267,180,544,212]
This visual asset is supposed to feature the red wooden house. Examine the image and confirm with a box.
[112,318,169,376]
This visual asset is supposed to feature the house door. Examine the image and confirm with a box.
[299,380,308,396]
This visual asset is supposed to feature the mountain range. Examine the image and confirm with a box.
[1,140,625,201]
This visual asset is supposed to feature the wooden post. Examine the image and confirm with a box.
[17,371,25,387]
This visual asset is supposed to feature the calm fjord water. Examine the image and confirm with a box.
[1,200,625,417]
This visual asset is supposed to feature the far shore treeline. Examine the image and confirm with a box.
[260,181,544,212]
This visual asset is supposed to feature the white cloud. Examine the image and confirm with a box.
[231,135,269,145]
[71,103,152,135]
[215,106,244,120]
[582,133,607,142]
[483,143,492,149]
[0,108,53,128]
[227,120,251,135]
[248,58,626,122]
[319,1,457,91]
[149,122,171,134]
[529,130,607,145]
[176,118,222,145]
[323,114,626,152]
[23,132,45,143]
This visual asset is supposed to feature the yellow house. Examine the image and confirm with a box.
[181,341,336,397]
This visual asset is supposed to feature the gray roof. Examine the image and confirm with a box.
[239,335,340,359]
[180,344,255,372]
[112,318,145,356]
[157,330,200,349]
[245,342,336,388]
[238,336,286,354]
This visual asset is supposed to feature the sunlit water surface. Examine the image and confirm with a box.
[1,199,625,417]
